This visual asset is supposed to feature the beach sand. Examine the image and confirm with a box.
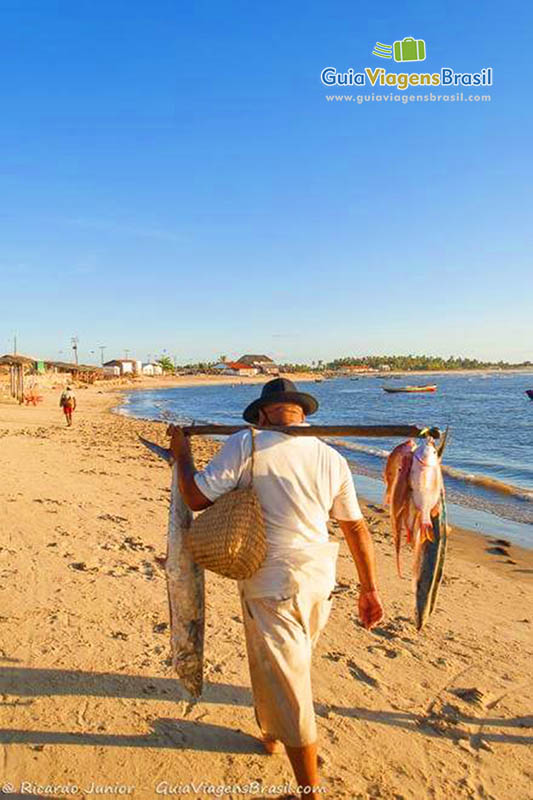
[0,385,531,800]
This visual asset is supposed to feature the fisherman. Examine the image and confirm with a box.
[59,385,76,426]
[168,378,384,795]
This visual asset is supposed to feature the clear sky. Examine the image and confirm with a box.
[1,1,531,365]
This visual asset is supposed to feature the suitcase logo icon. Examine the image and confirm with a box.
[393,37,426,62]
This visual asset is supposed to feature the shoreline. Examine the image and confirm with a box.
[0,383,531,798]
[114,383,533,551]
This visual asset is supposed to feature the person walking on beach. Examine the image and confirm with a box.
[59,386,76,426]
[168,378,384,796]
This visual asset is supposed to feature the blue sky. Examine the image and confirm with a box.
[1,1,531,364]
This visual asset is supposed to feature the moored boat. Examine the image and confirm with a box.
[383,384,437,394]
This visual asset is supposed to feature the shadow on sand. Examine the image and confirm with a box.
[0,665,531,751]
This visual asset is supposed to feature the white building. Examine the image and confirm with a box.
[141,363,164,376]
[103,359,142,375]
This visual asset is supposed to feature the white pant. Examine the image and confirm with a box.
[240,590,332,747]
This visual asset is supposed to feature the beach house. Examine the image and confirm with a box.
[236,354,279,375]
[141,363,164,376]
[214,361,258,377]
[103,358,142,375]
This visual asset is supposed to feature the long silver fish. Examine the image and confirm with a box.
[139,437,205,696]
[414,489,447,630]
[411,436,449,630]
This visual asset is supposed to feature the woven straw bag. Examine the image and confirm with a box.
[185,430,267,579]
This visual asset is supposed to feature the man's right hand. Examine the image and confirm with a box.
[358,589,384,630]
[166,424,189,459]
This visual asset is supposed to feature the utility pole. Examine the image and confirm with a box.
[13,333,17,355]
[99,345,106,365]
[71,336,79,365]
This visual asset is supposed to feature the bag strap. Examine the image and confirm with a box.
[249,428,255,486]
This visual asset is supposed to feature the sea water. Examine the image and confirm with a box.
[120,373,533,547]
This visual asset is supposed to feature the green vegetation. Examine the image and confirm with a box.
[325,355,532,372]
[156,356,175,373]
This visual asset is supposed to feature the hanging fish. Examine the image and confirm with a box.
[383,439,416,577]
[385,434,449,630]
[139,437,205,696]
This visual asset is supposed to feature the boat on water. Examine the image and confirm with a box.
[526,390,533,400]
[383,384,437,394]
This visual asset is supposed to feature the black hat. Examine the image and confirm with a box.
[243,377,319,424]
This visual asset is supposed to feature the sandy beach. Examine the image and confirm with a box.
[0,384,531,800]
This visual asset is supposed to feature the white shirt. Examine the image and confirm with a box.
[194,428,362,599]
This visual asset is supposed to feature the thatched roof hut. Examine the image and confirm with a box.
[0,354,36,367]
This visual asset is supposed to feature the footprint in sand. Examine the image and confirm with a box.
[153,622,168,634]
[98,513,129,524]
[347,659,379,687]
[368,644,402,659]
[486,546,510,556]
[323,650,345,663]
[141,560,155,580]
[68,562,99,573]
[331,582,353,596]
[451,687,484,705]
[120,536,154,553]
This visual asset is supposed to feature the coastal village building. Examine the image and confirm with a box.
[0,354,37,401]
[236,354,279,375]
[44,361,104,382]
[141,362,164,376]
[214,361,258,377]
[343,365,374,374]
[103,358,142,375]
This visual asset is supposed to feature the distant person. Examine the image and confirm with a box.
[59,386,76,426]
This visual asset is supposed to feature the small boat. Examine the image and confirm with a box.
[314,377,324,383]
[526,390,533,401]
[383,384,437,394]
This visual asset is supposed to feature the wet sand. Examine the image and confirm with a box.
[0,385,531,799]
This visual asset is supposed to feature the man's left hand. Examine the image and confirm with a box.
[358,589,384,630]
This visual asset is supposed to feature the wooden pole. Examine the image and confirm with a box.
[178,424,441,439]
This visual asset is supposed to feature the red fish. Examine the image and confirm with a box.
[384,439,416,576]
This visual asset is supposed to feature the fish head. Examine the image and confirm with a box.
[413,440,439,467]
[389,439,417,464]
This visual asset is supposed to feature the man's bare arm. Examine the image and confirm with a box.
[338,518,384,629]
[168,426,213,511]
[338,518,378,591]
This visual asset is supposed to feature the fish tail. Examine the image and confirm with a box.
[420,522,435,543]
[396,548,403,578]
